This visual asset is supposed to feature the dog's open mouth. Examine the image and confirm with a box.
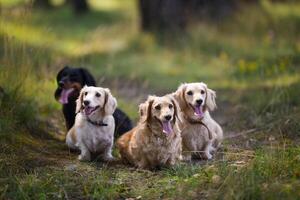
[194,105,204,118]
[59,88,75,104]
[84,106,100,116]
[162,120,173,135]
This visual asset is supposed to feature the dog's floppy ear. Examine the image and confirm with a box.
[142,96,155,123]
[139,102,148,122]
[79,68,96,86]
[76,86,86,113]
[138,102,147,121]
[56,66,69,83]
[170,95,183,124]
[173,83,187,109]
[55,66,69,100]
[103,88,117,116]
[206,86,217,111]
[54,88,62,100]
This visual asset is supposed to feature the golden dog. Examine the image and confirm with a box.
[117,95,183,169]
[174,82,223,160]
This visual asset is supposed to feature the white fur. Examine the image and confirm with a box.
[66,86,117,162]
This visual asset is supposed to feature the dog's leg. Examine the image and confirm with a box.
[182,152,192,162]
[102,143,114,162]
[66,128,77,150]
[209,140,217,154]
[166,154,177,166]
[78,144,91,161]
[137,158,149,169]
[181,139,193,162]
[177,141,183,162]
[204,140,213,160]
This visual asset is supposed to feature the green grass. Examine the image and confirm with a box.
[1,0,300,199]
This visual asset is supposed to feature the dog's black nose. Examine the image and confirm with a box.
[83,100,90,106]
[59,81,64,87]
[196,99,203,105]
[164,115,172,121]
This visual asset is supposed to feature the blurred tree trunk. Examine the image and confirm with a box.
[184,0,236,21]
[33,0,89,13]
[71,0,89,14]
[139,0,238,32]
[139,0,185,32]
[33,0,53,8]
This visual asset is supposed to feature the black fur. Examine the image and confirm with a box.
[54,66,133,136]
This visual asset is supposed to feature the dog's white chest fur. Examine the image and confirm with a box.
[78,122,113,153]
[66,114,115,161]
[66,86,117,162]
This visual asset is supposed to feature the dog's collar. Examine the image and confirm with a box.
[185,117,212,140]
[185,116,204,123]
[87,118,108,127]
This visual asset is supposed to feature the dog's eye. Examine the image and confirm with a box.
[201,90,205,94]
[169,104,173,109]
[155,105,161,110]
[95,92,101,97]
[84,92,88,96]
[187,91,193,96]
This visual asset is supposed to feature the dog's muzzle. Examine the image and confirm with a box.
[161,119,173,135]
[84,105,100,116]
[191,103,204,118]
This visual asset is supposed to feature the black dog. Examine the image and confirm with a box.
[54,66,133,136]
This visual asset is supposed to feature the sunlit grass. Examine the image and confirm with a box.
[0,14,132,57]
[0,0,25,7]
[262,0,300,18]
[89,0,135,12]
[1,20,79,55]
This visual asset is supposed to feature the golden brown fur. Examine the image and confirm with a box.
[117,95,183,170]
[173,82,223,160]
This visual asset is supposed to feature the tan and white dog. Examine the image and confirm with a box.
[117,95,183,170]
[66,86,117,162]
[174,82,223,160]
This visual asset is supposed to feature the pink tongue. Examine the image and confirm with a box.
[84,107,94,116]
[162,121,173,135]
[194,106,204,118]
[59,88,74,104]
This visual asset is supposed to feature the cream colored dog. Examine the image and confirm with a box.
[66,86,117,162]
[117,95,182,170]
[174,82,223,160]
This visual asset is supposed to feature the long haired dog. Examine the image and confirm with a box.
[174,82,223,160]
[55,66,132,136]
[66,86,117,161]
[55,66,95,130]
[117,95,182,170]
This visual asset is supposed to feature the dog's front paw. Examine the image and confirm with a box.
[102,154,115,162]
[182,154,192,162]
[209,146,216,154]
[179,155,183,161]
[78,154,91,162]
[204,151,213,160]
[167,158,177,166]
